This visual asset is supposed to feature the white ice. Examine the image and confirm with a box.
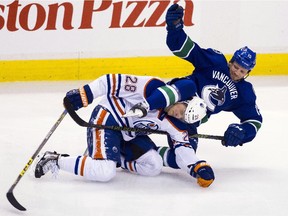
[1,76,288,216]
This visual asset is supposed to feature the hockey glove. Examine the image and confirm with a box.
[166,4,184,31]
[222,123,245,147]
[65,85,93,111]
[122,101,150,118]
[190,160,215,188]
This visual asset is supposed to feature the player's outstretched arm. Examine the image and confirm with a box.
[222,119,262,147]
[123,78,197,118]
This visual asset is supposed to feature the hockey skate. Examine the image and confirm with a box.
[34,151,68,178]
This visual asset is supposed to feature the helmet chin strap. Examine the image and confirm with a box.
[244,72,250,79]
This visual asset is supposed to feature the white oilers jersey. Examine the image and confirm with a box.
[88,74,189,144]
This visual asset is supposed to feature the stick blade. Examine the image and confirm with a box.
[6,191,26,211]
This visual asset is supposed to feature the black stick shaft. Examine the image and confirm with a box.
[64,97,224,141]
[6,110,67,211]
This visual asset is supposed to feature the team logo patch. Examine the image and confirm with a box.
[133,120,159,136]
[209,85,227,106]
[202,84,228,111]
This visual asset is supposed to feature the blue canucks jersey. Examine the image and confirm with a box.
[166,29,262,143]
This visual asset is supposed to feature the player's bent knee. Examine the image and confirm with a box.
[136,149,163,176]
[85,159,117,182]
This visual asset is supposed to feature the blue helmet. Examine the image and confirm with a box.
[230,46,256,71]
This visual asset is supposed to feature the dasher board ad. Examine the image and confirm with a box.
[0,0,287,80]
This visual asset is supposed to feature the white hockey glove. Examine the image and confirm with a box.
[122,101,150,118]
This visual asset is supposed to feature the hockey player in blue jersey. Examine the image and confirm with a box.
[127,4,262,150]
[165,3,263,148]
[34,74,215,188]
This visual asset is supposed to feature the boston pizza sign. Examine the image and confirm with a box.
[0,0,194,31]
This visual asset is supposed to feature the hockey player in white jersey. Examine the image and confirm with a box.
[34,74,214,187]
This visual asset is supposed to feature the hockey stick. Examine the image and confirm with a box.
[6,110,67,211]
[64,97,224,141]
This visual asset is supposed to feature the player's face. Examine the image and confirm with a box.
[166,103,187,121]
[229,62,249,82]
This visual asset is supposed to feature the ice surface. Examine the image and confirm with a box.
[1,76,288,216]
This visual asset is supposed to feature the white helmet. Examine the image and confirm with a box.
[184,97,207,124]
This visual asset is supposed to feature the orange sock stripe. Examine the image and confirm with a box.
[128,162,134,172]
[80,156,88,176]
[94,109,108,159]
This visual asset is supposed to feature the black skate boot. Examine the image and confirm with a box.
[34,151,68,178]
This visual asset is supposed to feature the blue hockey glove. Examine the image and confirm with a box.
[65,85,93,111]
[122,101,150,118]
[190,160,215,187]
[222,124,246,147]
[165,4,184,31]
